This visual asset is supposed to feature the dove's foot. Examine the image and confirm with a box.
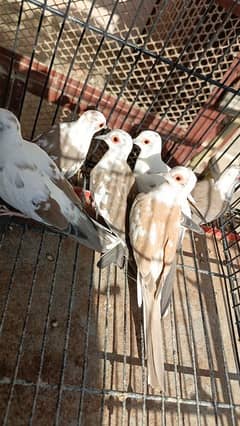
[0,205,26,218]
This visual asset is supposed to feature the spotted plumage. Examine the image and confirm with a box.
[0,108,125,267]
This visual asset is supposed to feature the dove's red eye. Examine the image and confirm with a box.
[175,175,182,181]
[99,122,105,128]
[143,139,150,145]
[112,135,120,143]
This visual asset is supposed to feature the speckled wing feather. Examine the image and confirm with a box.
[0,109,124,267]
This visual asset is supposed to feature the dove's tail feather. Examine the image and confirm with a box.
[141,277,164,390]
[97,240,127,269]
[137,271,143,308]
[68,212,123,260]
[160,257,176,318]
[146,300,164,390]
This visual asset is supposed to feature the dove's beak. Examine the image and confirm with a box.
[95,134,107,142]
[132,143,141,156]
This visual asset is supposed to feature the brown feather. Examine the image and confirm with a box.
[34,197,68,230]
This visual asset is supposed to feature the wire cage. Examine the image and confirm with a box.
[0,0,239,424]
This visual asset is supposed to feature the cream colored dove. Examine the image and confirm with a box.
[34,109,106,179]
[0,108,125,267]
[132,130,203,317]
[129,166,197,389]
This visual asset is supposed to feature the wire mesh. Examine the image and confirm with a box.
[0,0,239,425]
[0,216,239,425]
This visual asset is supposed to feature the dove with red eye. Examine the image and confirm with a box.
[34,109,107,179]
[89,129,135,268]
[129,166,197,390]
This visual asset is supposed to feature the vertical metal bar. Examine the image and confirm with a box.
[51,0,99,124]
[171,291,182,425]
[0,226,25,335]
[109,0,193,126]
[190,233,222,425]
[76,252,95,425]
[200,130,240,174]
[220,216,240,342]
[121,266,129,426]
[174,89,240,166]
[179,247,202,425]
[29,235,63,424]
[146,1,237,136]
[72,0,121,118]
[2,0,25,108]
[204,233,236,424]
[96,0,166,112]
[54,243,83,425]
[30,0,73,139]
[99,266,112,424]
[17,0,47,119]
[166,60,240,164]
[121,0,215,129]
[140,314,147,426]
[213,230,240,372]
[3,228,45,425]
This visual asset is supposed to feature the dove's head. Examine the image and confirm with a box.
[133,130,162,159]
[165,166,197,195]
[97,129,133,159]
[80,110,106,133]
[0,108,21,138]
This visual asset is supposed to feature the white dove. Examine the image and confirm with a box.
[133,130,170,192]
[89,129,135,268]
[129,166,197,389]
[34,109,106,179]
[0,108,125,267]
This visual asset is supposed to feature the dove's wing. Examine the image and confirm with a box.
[34,121,87,178]
[192,178,225,224]
[91,160,135,240]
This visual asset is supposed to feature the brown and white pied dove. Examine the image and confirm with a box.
[0,108,125,267]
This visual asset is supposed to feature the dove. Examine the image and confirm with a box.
[191,164,240,225]
[34,109,106,179]
[0,108,125,267]
[132,131,204,320]
[89,129,135,268]
[133,130,170,193]
[133,130,202,235]
[129,166,197,389]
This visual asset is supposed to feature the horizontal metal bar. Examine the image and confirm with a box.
[0,377,239,410]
